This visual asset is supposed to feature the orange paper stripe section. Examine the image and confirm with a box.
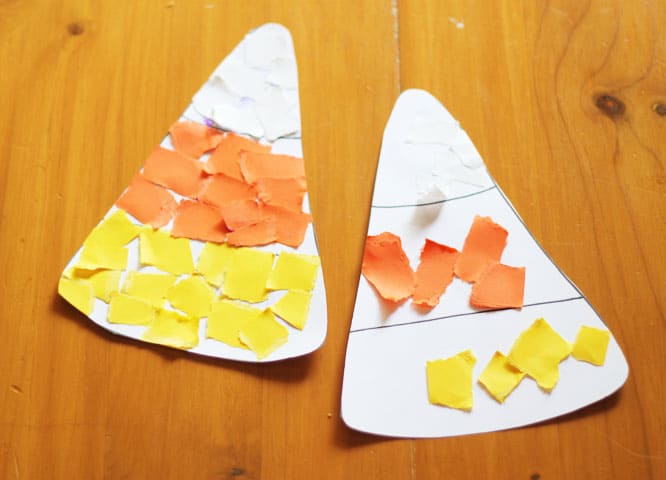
[413,239,460,308]
[169,121,224,158]
[226,218,278,247]
[204,133,271,180]
[361,232,415,303]
[262,205,311,248]
[256,177,307,211]
[454,215,508,282]
[143,146,207,198]
[171,200,228,243]
[470,263,525,309]
[116,173,177,228]
[240,152,306,184]
[198,174,257,208]
[220,200,263,231]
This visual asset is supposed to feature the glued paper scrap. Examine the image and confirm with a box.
[571,326,610,366]
[426,350,476,411]
[342,89,628,437]
[58,24,326,362]
[361,232,415,302]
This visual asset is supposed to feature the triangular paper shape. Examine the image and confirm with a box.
[341,89,628,437]
[59,24,327,362]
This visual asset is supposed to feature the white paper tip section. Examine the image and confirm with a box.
[192,23,301,142]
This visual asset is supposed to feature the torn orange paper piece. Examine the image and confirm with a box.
[262,204,311,248]
[226,218,278,247]
[413,239,460,308]
[220,199,263,230]
[454,215,508,282]
[142,146,206,197]
[256,177,306,211]
[171,200,228,243]
[204,132,271,179]
[197,173,257,208]
[116,173,177,228]
[169,120,224,158]
[361,232,415,303]
[470,263,525,309]
[239,152,305,184]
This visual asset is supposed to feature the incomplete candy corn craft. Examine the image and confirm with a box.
[342,89,628,438]
[58,24,327,362]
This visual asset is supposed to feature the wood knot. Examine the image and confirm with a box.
[652,102,666,116]
[67,22,84,36]
[595,94,625,117]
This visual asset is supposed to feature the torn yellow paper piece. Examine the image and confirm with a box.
[508,318,571,391]
[167,276,216,318]
[107,294,154,325]
[196,242,234,287]
[426,350,476,411]
[58,276,94,315]
[478,351,526,403]
[266,252,320,291]
[222,248,275,303]
[85,209,140,247]
[572,326,610,366]
[142,309,199,350]
[77,210,140,270]
[270,290,312,330]
[139,228,194,275]
[238,309,289,360]
[121,271,177,307]
[206,300,262,348]
[77,244,128,272]
[68,269,121,303]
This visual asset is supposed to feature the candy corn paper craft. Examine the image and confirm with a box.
[58,24,327,362]
[341,89,628,437]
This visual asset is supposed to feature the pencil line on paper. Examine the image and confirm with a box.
[349,296,585,333]
[371,185,497,208]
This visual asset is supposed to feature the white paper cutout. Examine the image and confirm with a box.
[192,23,301,142]
[341,89,628,437]
[60,24,326,363]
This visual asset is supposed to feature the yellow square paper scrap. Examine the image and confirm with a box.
[107,293,154,325]
[121,271,177,307]
[139,227,194,275]
[222,248,275,303]
[85,209,140,246]
[58,276,95,315]
[270,290,313,330]
[508,318,571,392]
[167,275,216,318]
[266,252,320,291]
[206,300,262,348]
[238,309,289,360]
[76,210,140,271]
[478,351,526,403]
[572,326,610,366]
[69,269,121,303]
[196,242,234,287]
[142,308,200,350]
[426,350,476,411]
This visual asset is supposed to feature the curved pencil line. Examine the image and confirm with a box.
[371,185,497,208]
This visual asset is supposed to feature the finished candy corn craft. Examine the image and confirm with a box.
[58,24,327,362]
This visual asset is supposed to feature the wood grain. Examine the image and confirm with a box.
[0,0,663,478]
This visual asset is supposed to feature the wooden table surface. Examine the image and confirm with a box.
[1,1,664,478]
